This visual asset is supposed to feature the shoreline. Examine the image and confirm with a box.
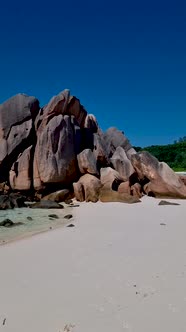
[0,196,185,247]
[0,218,72,247]
[0,204,73,246]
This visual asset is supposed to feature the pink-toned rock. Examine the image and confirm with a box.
[93,133,110,168]
[66,95,87,127]
[81,130,109,168]
[103,127,136,158]
[9,146,33,191]
[100,167,125,190]
[131,151,186,198]
[77,149,98,175]
[73,174,102,202]
[118,181,142,198]
[118,181,130,195]
[143,183,155,197]
[179,175,186,186]
[73,182,85,202]
[111,146,135,180]
[42,189,71,202]
[0,94,39,181]
[99,187,140,203]
[33,115,78,190]
[43,89,69,117]
[130,183,142,198]
[40,90,87,130]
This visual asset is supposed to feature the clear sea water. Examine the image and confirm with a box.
[0,206,73,245]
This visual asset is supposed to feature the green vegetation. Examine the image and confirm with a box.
[134,137,186,171]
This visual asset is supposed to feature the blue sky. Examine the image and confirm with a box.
[0,0,185,146]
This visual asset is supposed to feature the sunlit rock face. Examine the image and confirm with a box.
[0,89,184,202]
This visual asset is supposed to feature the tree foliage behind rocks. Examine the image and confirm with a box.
[134,138,186,171]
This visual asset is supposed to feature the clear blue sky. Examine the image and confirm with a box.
[0,0,185,146]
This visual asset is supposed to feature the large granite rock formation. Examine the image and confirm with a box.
[33,90,89,190]
[93,132,110,169]
[100,167,125,190]
[0,89,185,203]
[73,174,102,202]
[77,149,98,175]
[39,89,87,130]
[9,146,33,191]
[131,151,186,198]
[33,114,78,190]
[0,94,39,181]
[110,146,134,180]
[103,127,136,159]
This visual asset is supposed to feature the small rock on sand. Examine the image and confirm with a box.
[27,216,33,221]
[0,219,14,227]
[48,214,59,219]
[64,214,73,219]
[158,200,180,206]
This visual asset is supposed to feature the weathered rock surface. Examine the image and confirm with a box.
[130,183,142,198]
[99,188,141,203]
[179,175,186,186]
[9,193,26,208]
[131,151,186,198]
[158,200,180,206]
[67,95,87,128]
[71,116,83,155]
[100,167,125,190]
[118,181,142,198]
[0,193,26,209]
[30,200,64,209]
[118,181,131,195]
[0,90,185,203]
[103,127,136,158]
[0,94,39,181]
[64,214,73,219]
[73,174,102,202]
[73,182,84,202]
[40,90,87,129]
[0,182,10,194]
[0,219,14,227]
[27,216,33,221]
[84,114,99,132]
[48,214,59,219]
[77,149,98,175]
[42,189,71,202]
[9,146,33,191]
[0,219,23,227]
[93,133,110,169]
[0,195,14,210]
[33,115,78,190]
[111,146,135,180]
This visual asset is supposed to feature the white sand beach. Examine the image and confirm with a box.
[0,197,186,332]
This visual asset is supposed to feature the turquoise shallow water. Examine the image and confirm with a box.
[0,206,73,244]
